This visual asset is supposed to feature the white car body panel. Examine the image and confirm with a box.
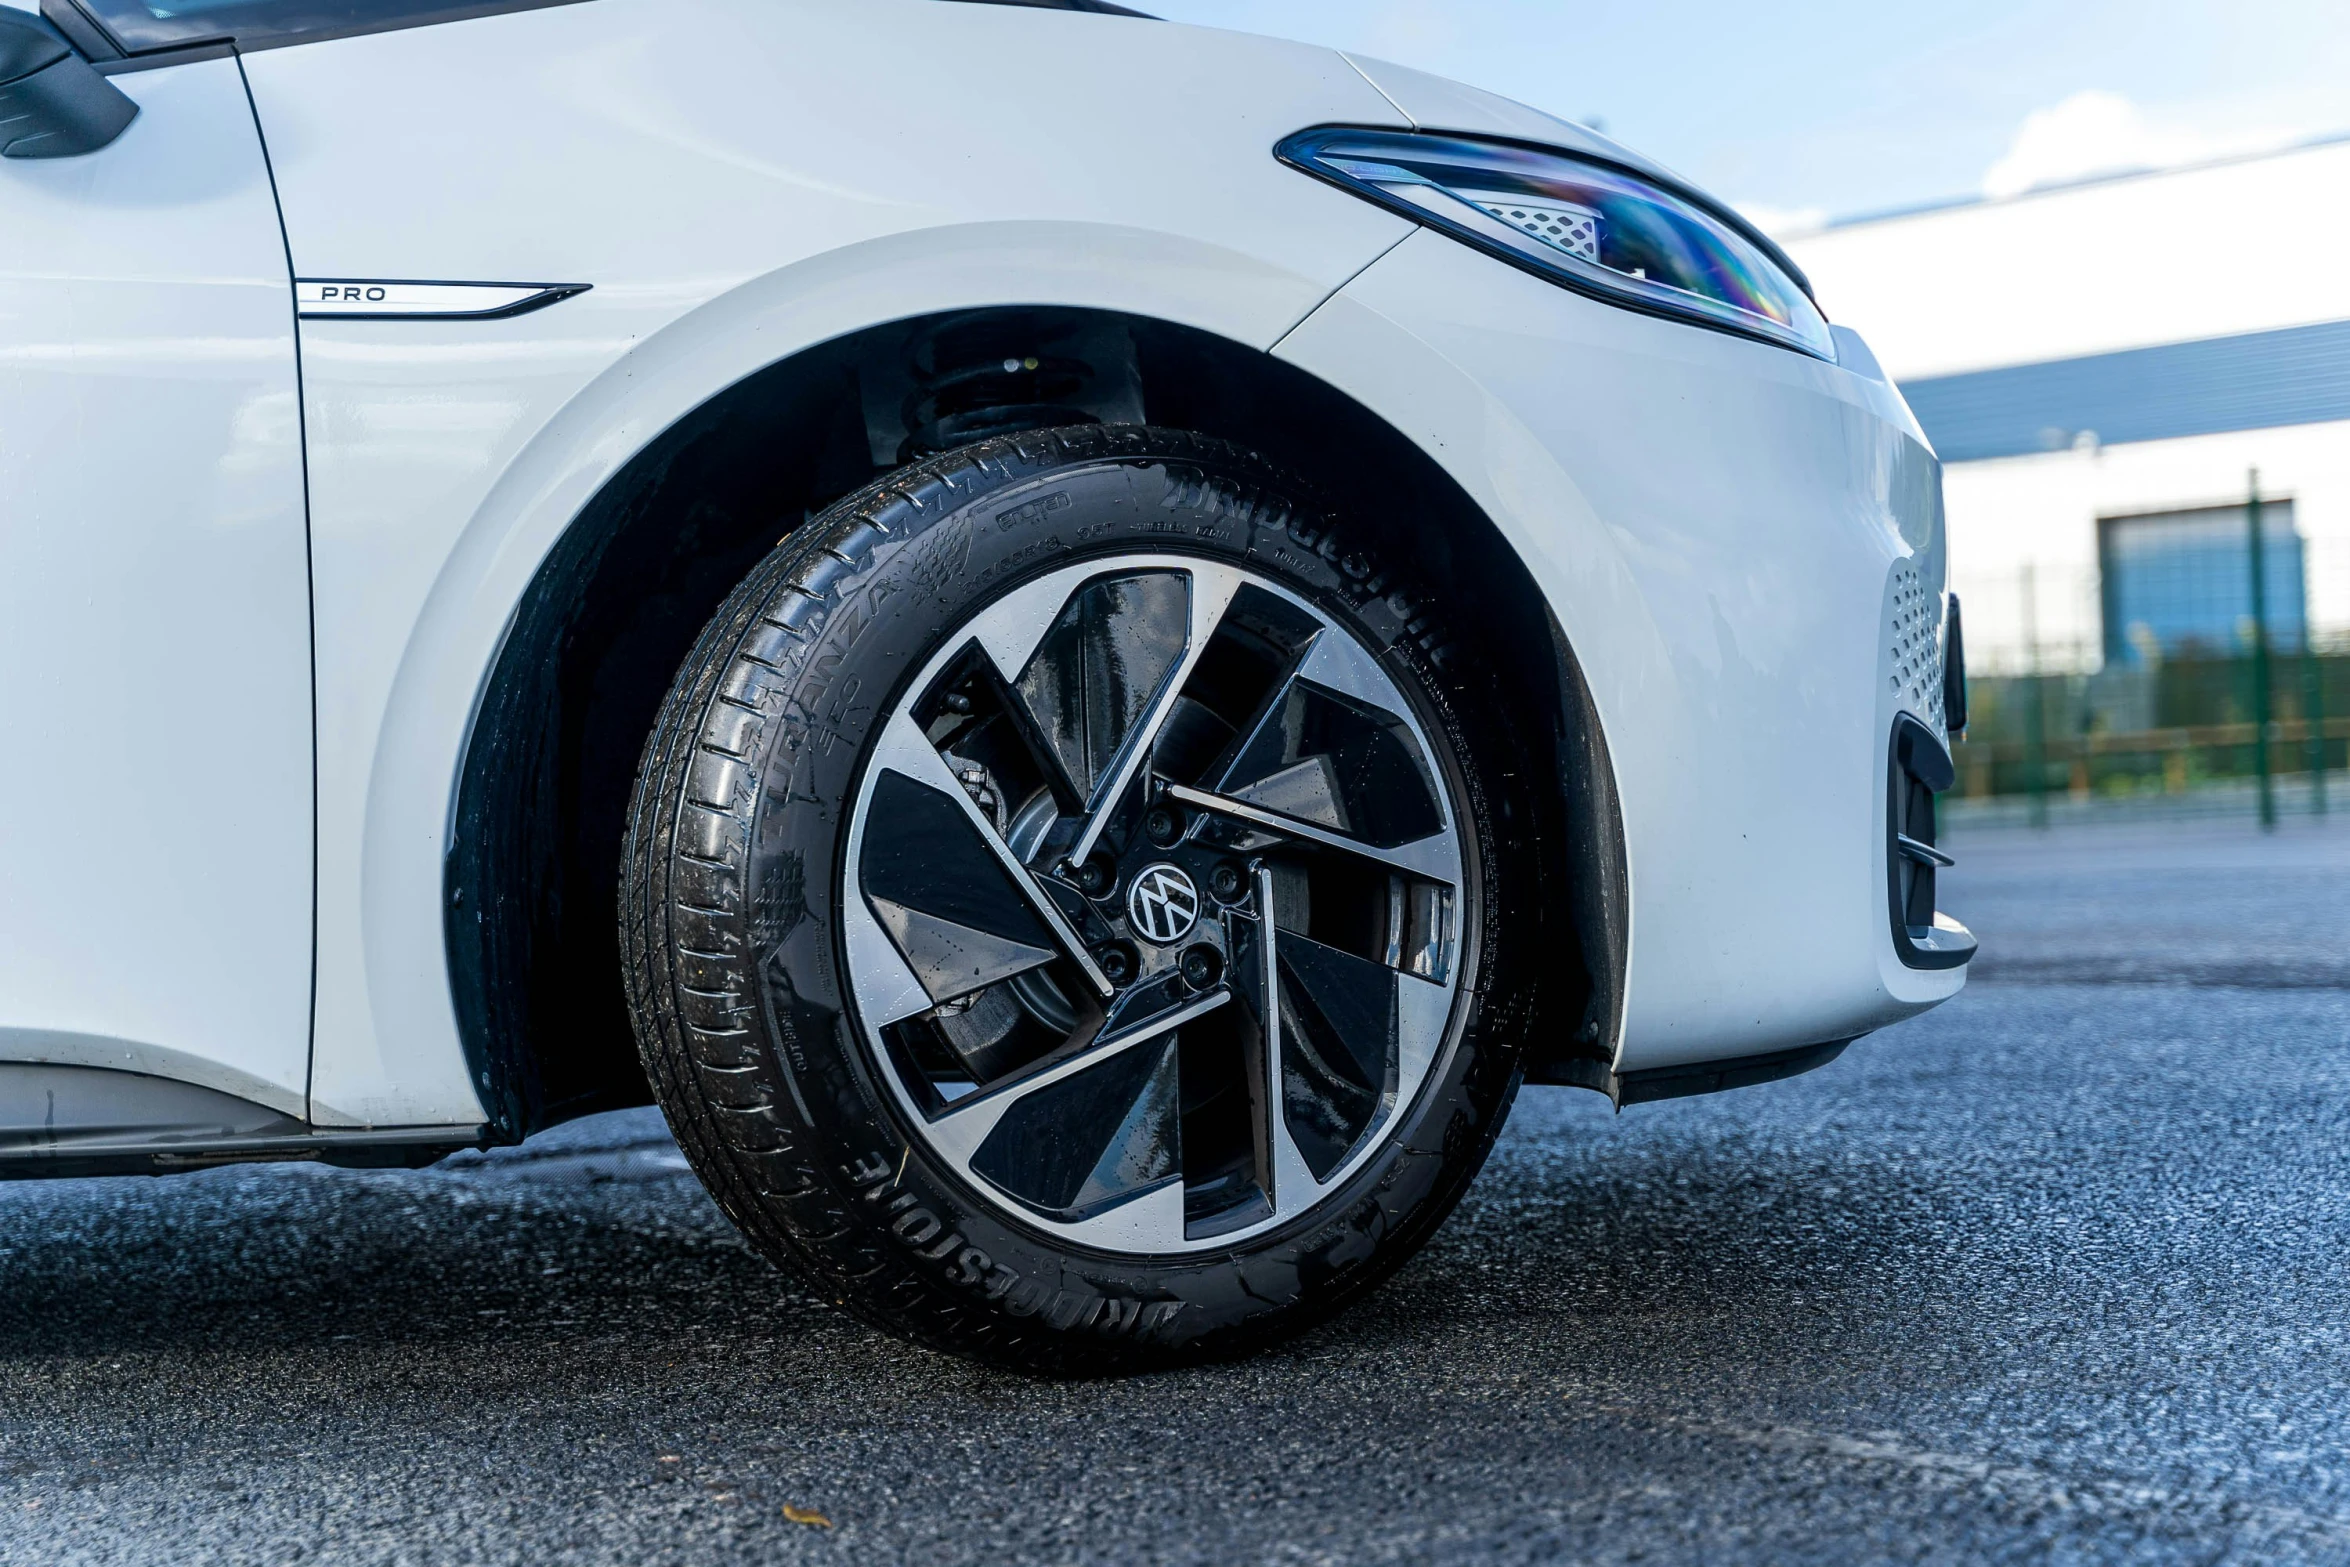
[0,59,314,1116]
[1246,47,1965,1061]
[239,0,1413,1124]
[0,0,1964,1140]
[1277,233,1960,1070]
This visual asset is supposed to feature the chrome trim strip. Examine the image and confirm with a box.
[295,280,590,321]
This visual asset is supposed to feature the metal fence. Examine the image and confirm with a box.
[1945,471,2348,831]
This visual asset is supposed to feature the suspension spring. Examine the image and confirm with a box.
[899,312,1103,461]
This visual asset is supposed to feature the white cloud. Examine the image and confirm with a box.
[1980,90,2307,199]
[1734,202,1829,238]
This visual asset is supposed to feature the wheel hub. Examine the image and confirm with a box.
[1124,861,1199,945]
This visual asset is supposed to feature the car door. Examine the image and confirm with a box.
[0,31,313,1119]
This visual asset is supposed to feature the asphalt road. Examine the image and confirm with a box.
[7,814,2350,1565]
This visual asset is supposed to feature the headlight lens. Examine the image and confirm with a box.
[1278,127,1834,361]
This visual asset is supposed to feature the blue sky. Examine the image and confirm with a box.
[1146,0,2350,229]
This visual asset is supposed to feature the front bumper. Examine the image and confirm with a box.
[1276,229,1969,1074]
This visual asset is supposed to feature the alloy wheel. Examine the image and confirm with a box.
[841,555,1467,1255]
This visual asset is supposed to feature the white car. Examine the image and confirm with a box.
[0,0,1970,1369]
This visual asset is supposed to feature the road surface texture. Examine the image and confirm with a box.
[6,815,2350,1564]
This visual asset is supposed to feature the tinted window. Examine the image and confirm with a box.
[63,0,586,53]
[2099,501,2306,665]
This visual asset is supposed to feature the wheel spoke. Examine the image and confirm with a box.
[1253,863,1322,1213]
[1209,650,1448,847]
[869,711,1115,997]
[962,566,1132,695]
[1274,927,1401,1182]
[867,897,1059,1005]
[1066,563,1248,868]
[1162,782,1458,884]
[1394,963,1451,1098]
[926,987,1231,1163]
[965,1031,1184,1229]
[1289,621,1412,710]
[1045,1169,1190,1250]
[1010,571,1191,804]
[841,896,936,1030]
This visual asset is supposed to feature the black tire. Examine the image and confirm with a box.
[620,425,1531,1373]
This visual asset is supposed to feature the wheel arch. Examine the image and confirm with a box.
[446,308,1627,1139]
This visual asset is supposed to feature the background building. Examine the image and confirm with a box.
[1785,134,2350,814]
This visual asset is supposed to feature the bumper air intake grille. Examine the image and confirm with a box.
[1887,714,1975,971]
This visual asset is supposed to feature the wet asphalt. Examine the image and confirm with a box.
[6,814,2350,1565]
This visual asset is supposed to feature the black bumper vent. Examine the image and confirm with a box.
[1887,715,1976,971]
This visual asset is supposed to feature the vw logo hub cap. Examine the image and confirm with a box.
[1127,862,1200,945]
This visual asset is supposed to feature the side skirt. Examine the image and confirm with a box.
[0,1062,482,1180]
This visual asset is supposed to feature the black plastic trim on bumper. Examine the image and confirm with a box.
[1899,912,1978,969]
[1888,715,1976,971]
[1612,1037,1857,1107]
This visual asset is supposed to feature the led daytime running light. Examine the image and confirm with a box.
[1281,128,1834,361]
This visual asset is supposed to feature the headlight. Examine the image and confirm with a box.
[1278,127,1834,361]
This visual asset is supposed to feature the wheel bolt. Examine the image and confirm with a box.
[1075,857,1115,897]
[1143,806,1181,846]
[1095,943,1135,985]
[1208,861,1245,902]
[1179,944,1222,989]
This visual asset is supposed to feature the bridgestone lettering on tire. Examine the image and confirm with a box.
[620,426,1530,1373]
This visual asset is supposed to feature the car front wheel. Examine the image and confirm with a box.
[621,426,1528,1372]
